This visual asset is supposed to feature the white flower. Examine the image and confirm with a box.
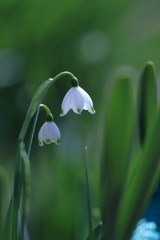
[38,121,61,146]
[60,86,96,116]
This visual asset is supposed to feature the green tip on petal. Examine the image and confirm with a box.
[60,109,64,115]
[38,140,43,146]
[77,108,82,113]
[46,139,51,143]
[56,138,61,144]
[91,106,95,111]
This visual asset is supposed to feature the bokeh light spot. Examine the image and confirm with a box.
[80,30,111,62]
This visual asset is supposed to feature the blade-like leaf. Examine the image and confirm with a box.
[20,142,30,240]
[4,109,39,240]
[6,71,76,240]
[24,108,40,156]
[86,222,103,240]
[3,197,13,240]
[84,146,94,240]
[11,145,22,240]
[101,76,133,239]
[23,223,30,240]
[0,167,8,240]
[114,104,160,240]
[0,177,2,240]
[137,61,157,144]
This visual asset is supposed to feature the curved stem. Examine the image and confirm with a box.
[39,104,52,115]
[10,71,77,240]
[19,71,76,141]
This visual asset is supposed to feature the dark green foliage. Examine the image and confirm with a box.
[101,76,133,240]
[137,61,157,144]
[86,222,103,240]
[113,62,160,240]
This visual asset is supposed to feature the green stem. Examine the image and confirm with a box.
[84,146,94,240]
[39,104,52,115]
[25,108,40,157]
[0,176,2,240]
[11,71,76,240]
[20,142,30,240]
[12,145,22,240]
[19,71,76,141]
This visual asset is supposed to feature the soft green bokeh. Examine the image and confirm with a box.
[1,0,160,239]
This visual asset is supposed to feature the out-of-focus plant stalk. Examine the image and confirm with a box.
[137,61,157,145]
[7,71,77,240]
[101,76,133,240]
[84,146,95,240]
[20,142,30,240]
[0,176,2,240]
[114,61,160,240]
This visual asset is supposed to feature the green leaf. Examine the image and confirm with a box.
[101,76,133,239]
[0,167,8,240]
[86,222,103,240]
[3,197,13,240]
[20,142,31,240]
[124,147,142,191]
[137,61,157,144]
[24,109,40,156]
[22,224,30,240]
[114,104,160,240]
[0,178,2,240]
[4,109,39,240]
[5,71,76,240]
[84,147,94,239]
[11,145,22,240]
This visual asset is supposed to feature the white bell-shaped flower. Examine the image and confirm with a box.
[38,120,61,146]
[60,84,96,116]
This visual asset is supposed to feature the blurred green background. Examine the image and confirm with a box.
[1,0,160,239]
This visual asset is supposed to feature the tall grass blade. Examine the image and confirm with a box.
[4,109,39,240]
[25,108,40,156]
[101,76,133,239]
[5,72,75,240]
[20,142,30,240]
[114,104,160,240]
[84,146,94,240]
[0,176,2,240]
[3,197,13,240]
[11,145,22,240]
[86,222,103,240]
[137,61,157,144]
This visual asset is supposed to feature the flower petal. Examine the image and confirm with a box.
[60,85,95,116]
[41,123,51,144]
[78,86,96,114]
[69,87,84,114]
[49,122,61,144]
[60,88,73,116]
[38,122,61,146]
[38,123,45,146]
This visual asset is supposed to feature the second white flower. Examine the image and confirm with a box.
[38,121,61,146]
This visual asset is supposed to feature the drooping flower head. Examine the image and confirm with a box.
[60,78,96,116]
[38,114,61,146]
